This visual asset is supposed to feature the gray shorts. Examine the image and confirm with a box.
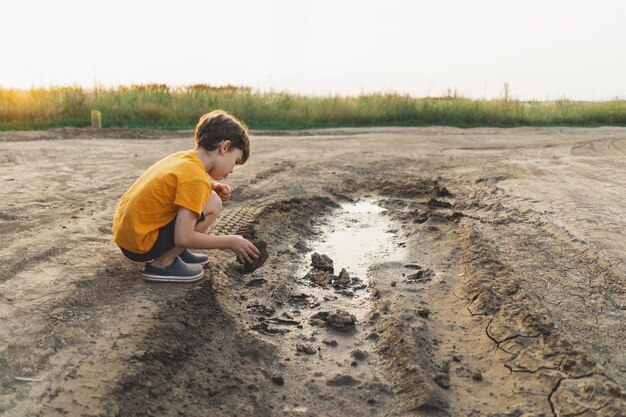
[118,212,205,262]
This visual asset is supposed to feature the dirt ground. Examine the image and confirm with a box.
[0,126,625,417]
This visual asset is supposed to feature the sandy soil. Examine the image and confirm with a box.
[0,126,625,417]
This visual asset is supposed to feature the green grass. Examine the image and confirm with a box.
[2,84,626,131]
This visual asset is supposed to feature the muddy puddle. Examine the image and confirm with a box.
[296,197,404,321]
[259,198,408,414]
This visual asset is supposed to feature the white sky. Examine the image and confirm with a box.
[2,0,625,100]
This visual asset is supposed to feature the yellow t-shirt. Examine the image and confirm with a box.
[113,150,212,253]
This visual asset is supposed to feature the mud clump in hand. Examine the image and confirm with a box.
[311,252,334,274]
[243,240,269,273]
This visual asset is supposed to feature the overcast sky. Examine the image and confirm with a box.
[2,0,625,100]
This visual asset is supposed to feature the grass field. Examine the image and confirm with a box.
[2,84,626,130]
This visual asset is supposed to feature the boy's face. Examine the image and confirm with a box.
[209,141,243,180]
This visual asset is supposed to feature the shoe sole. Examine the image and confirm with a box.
[142,270,204,283]
[181,259,209,266]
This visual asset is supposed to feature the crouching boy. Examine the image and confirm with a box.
[112,110,260,282]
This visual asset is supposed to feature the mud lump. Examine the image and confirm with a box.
[326,311,356,331]
[243,240,269,273]
[334,268,351,286]
[311,252,334,273]
[305,270,332,286]
[309,310,356,331]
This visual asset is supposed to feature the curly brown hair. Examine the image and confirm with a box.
[195,110,250,164]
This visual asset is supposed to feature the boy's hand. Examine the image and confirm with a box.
[228,235,260,264]
[213,183,232,202]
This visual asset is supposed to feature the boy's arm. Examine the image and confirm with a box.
[174,207,259,263]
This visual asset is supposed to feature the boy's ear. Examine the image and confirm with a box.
[220,140,232,154]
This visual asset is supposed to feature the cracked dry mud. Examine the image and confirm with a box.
[1,127,625,416]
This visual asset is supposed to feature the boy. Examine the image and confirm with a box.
[112,110,260,282]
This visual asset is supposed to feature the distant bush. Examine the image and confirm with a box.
[1,84,626,130]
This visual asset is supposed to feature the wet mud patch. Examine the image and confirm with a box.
[374,177,462,240]
[261,184,463,416]
[295,198,403,322]
[219,195,421,415]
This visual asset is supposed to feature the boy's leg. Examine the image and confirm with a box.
[150,191,222,268]
[195,191,223,233]
[150,246,185,269]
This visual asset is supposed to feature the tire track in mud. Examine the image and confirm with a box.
[207,205,266,236]
[455,179,626,386]
[369,178,537,416]
[374,176,626,416]
[571,137,626,157]
[455,216,626,416]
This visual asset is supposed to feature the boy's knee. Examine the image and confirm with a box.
[204,191,222,216]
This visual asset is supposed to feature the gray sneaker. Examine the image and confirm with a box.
[142,257,204,283]
[179,249,209,266]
